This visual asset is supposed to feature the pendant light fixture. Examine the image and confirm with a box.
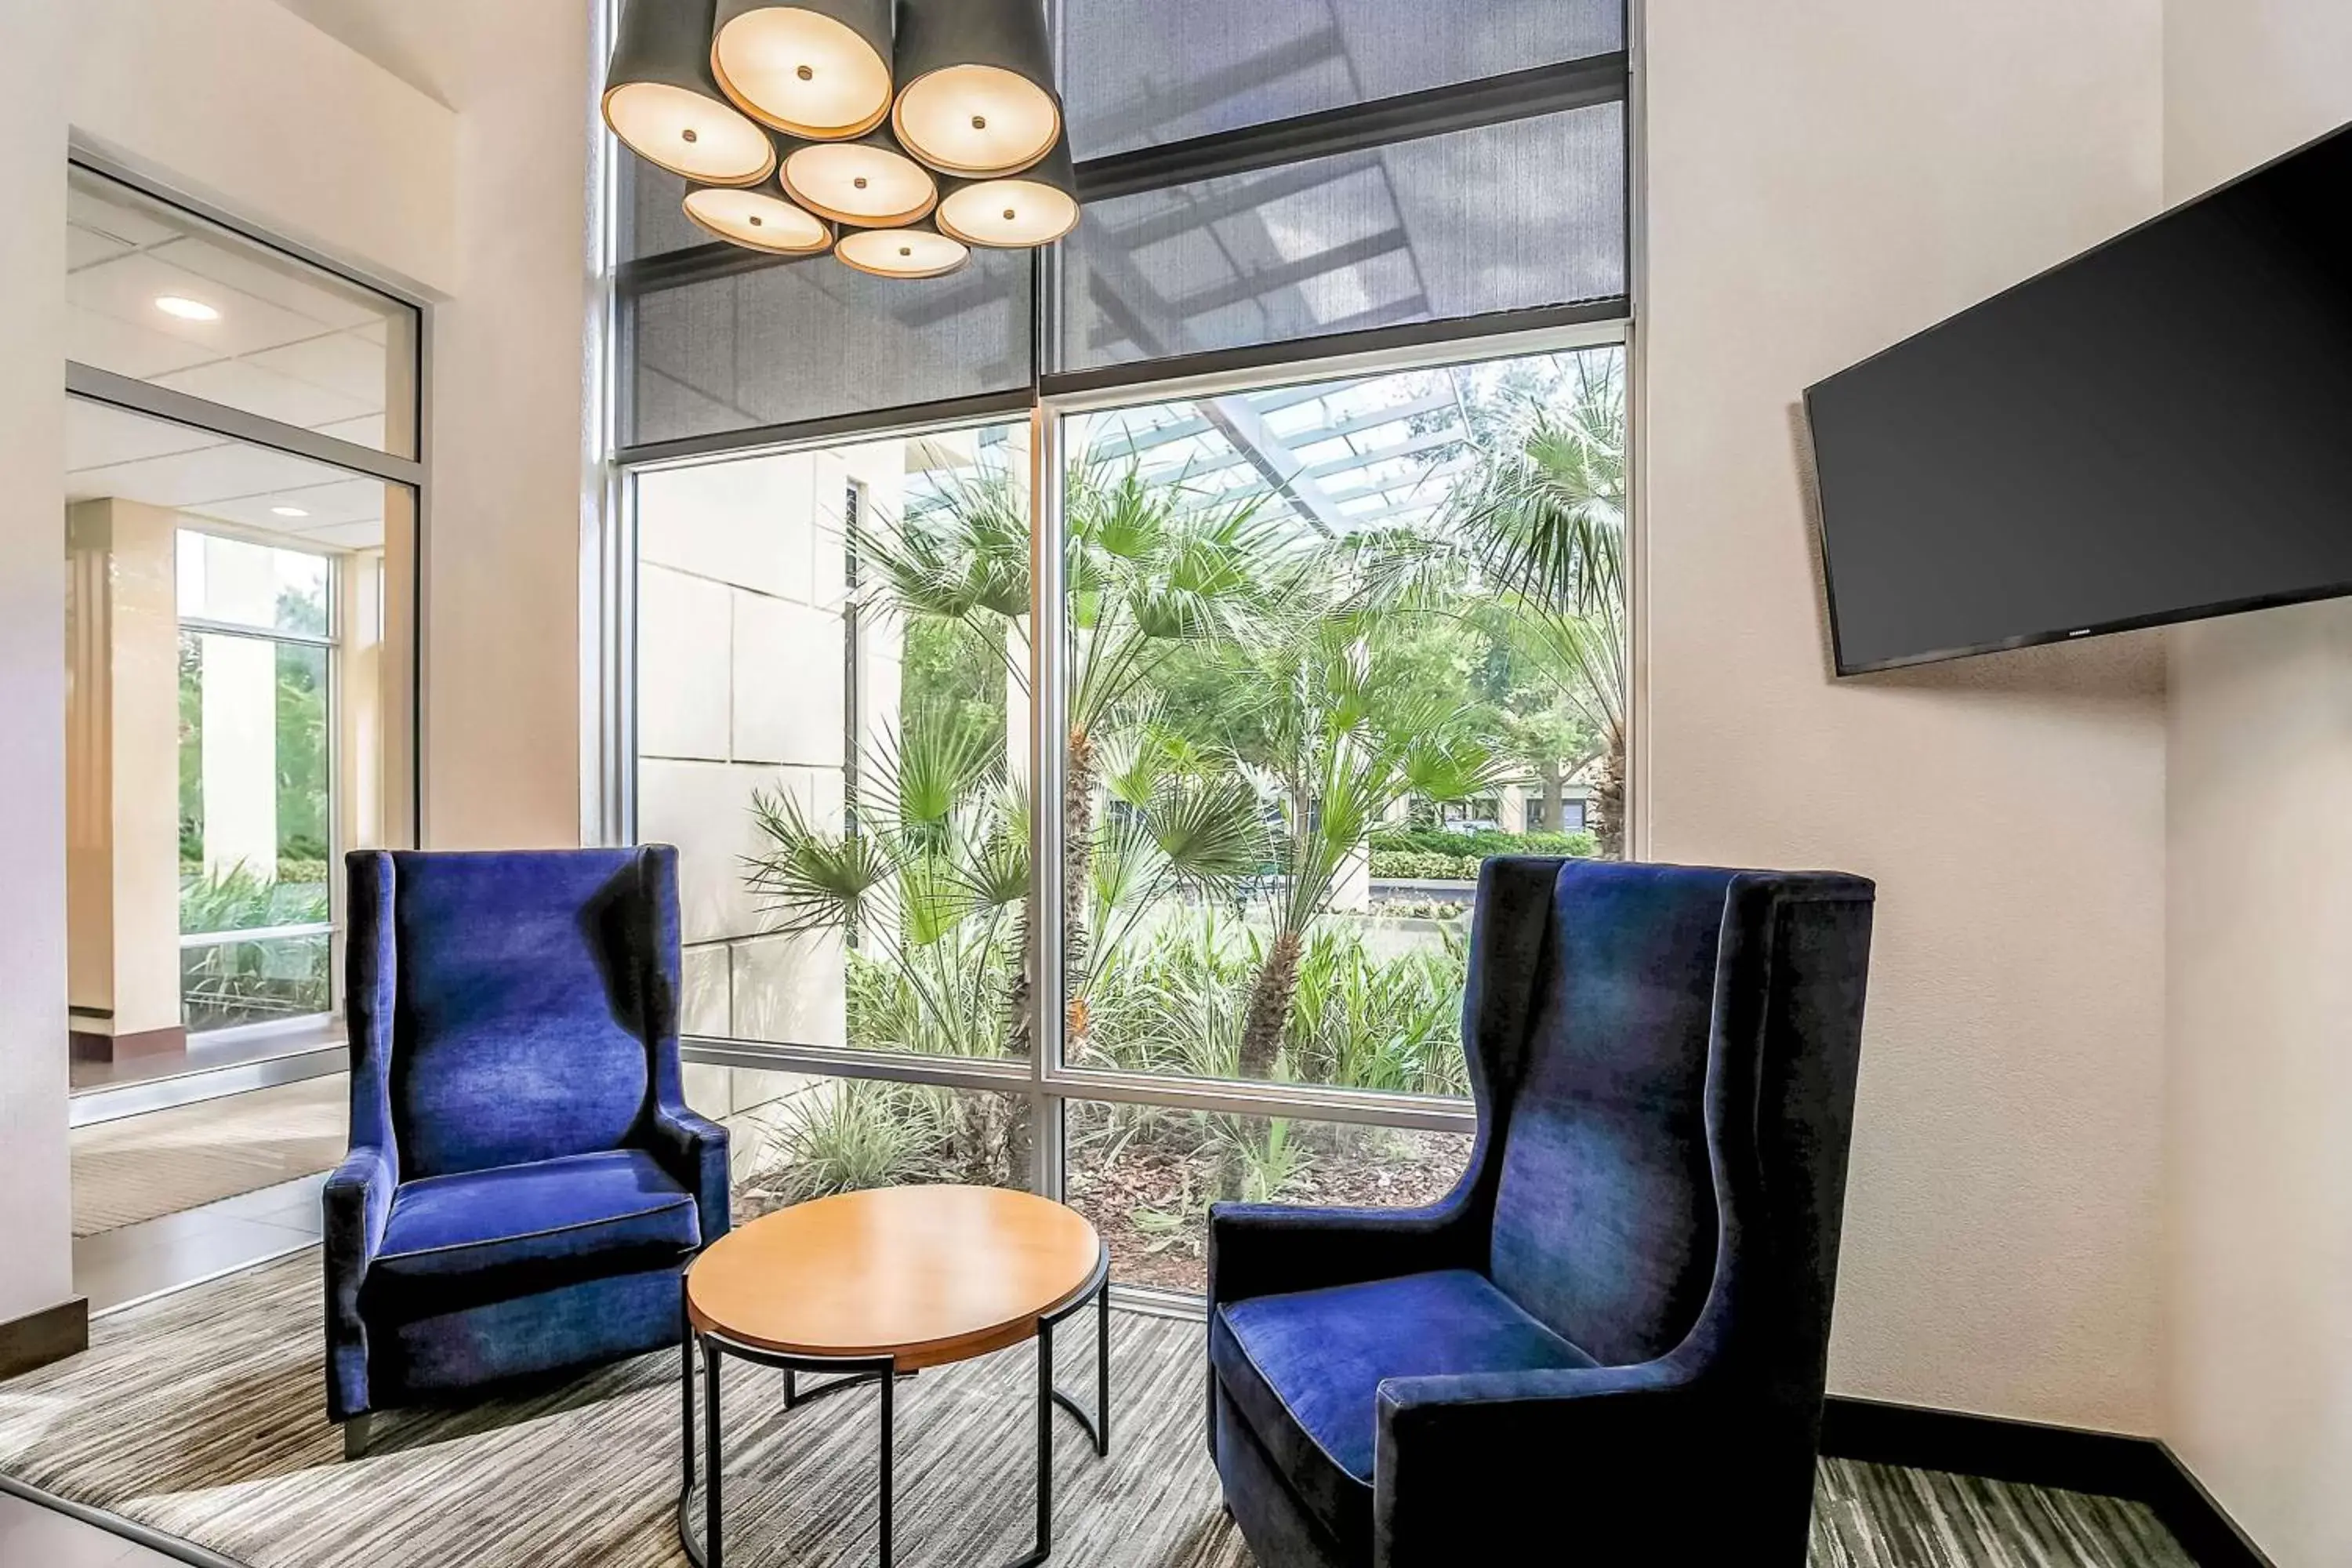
[936,129,1079,248]
[602,0,1077,278]
[891,0,1062,177]
[711,0,895,141]
[682,184,835,256]
[604,0,776,186]
[779,125,939,228]
[836,220,971,280]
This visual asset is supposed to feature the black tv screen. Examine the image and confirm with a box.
[1806,122,2352,674]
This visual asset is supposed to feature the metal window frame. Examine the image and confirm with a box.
[64,154,430,1033]
[601,3,1641,1260]
[641,311,1635,1201]
[605,25,1633,467]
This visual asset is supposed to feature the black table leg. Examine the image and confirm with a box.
[704,1336,725,1568]
[879,1356,896,1566]
[1095,1283,1112,1457]
[677,1256,1108,1568]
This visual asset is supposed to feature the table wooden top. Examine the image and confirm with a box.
[685,1185,1105,1370]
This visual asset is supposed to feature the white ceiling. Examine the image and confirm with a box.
[67,172,399,454]
[67,399,387,552]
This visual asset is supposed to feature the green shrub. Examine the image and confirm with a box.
[1369,850,1482,880]
[179,864,330,933]
[1368,826,1597,858]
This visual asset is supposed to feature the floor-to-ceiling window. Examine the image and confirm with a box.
[609,0,1628,1301]
[64,162,421,1087]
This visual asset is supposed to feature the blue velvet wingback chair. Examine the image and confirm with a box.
[1207,858,1875,1566]
[324,846,728,1457]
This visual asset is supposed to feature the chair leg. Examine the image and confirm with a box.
[343,1413,373,1461]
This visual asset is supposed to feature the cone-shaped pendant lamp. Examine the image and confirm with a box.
[683,184,835,256]
[836,219,971,280]
[604,0,775,185]
[780,124,939,228]
[936,129,1078,248]
[891,0,1062,178]
[713,0,895,141]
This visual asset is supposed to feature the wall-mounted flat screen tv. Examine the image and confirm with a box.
[1806,122,2352,674]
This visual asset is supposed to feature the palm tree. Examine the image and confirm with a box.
[1233,633,1506,1082]
[1446,357,1628,853]
[852,452,1301,1051]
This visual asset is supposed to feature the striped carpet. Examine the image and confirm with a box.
[0,1253,2193,1568]
[71,1076,349,1236]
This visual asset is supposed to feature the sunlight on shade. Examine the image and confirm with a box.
[837,226,969,279]
[714,9,893,140]
[604,81,775,184]
[938,178,1079,248]
[784,142,938,227]
[683,188,833,255]
[894,64,1059,176]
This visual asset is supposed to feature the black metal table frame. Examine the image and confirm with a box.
[678,1244,1112,1568]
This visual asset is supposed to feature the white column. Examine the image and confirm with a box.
[1498,782,1526,834]
[198,536,281,882]
[64,500,183,1040]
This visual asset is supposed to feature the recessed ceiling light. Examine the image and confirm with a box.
[270,506,312,519]
[154,296,220,321]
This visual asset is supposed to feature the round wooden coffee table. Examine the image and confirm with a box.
[678,1185,1110,1568]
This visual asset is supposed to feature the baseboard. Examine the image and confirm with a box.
[2146,1441,2278,1568]
[0,1296,89,1380]
[1820,1397,2273,1568]
[71,1025,188,1061]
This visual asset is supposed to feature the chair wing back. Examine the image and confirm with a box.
[1474,858,1873,1374]
[350,847,678,1181]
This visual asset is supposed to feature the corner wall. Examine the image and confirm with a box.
[1641,0,2171,1432]
[2161,5,2352,1562]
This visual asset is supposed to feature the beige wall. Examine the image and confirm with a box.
[0,0,465,1330]
[71,0,457,297]
[1642,1,2171,1432]
[2161,4,2352,1562]
[0,0,76,1330]
[268,0,599,853]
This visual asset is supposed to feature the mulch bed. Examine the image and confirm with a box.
[1068,1127,1468,1293]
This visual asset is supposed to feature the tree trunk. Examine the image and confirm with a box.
[1238,927,1302,1083]
[1541,762,1565,835]
[1003,904,1033,1060]
[1592,719,1626,858]
[1065,727,1097,948]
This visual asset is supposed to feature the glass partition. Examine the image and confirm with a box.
[67,165,419,459]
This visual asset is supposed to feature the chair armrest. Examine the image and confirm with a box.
[321,1145,394,1421]
[1373,1363,1717,1564]
[323,1145,394,1274]
[1207,1200,1479,1310]
[644,1104,731,1245]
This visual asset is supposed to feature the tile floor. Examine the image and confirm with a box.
[74,1173,325,1316]
[0,1487,193,1568]
[9,1171,331,1563]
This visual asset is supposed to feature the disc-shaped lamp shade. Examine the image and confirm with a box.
[781,128,939,227]
[712,0,895,141]
[683,185,834,256]
[936,131,1078,247]
[891,0,1062,177]
[836,221,971,280]
[604,0,775,185]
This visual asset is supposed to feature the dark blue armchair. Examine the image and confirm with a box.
[1207,858,1875,1565]
[324,846,728,1457]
